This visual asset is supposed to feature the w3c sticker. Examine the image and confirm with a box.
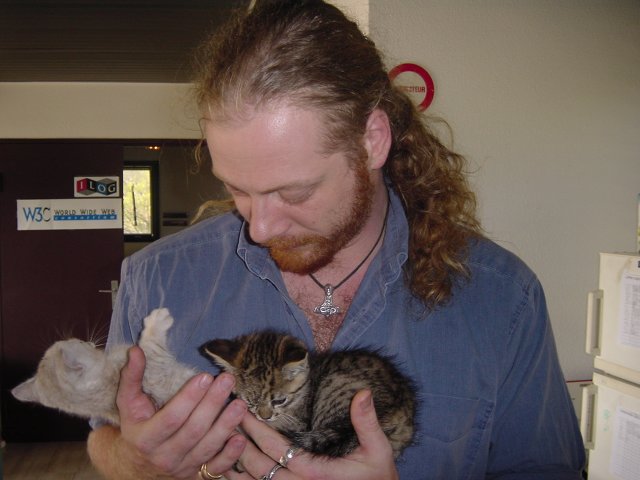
[16,199,122,231]
[21,206,51,223]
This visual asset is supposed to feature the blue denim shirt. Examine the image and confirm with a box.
[107,189,585,479]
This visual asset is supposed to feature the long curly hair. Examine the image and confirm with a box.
[192,0,481,309]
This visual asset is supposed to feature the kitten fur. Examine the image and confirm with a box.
[201,331,416,458]
[11,308,197,425]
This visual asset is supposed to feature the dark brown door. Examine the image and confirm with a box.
[0,142,124,442]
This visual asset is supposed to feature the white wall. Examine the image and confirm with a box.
[371,0,640,380]
[331,0,369,33]
[0,82,200,139]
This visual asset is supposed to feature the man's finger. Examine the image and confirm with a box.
[239,410,290,458]
[162,373,242,461]
[349,390,393,456]
[117,346,156,423]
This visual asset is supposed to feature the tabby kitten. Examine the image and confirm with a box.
[11,308,197,425]
[201,331,416,458]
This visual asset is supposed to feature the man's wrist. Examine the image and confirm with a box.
[88,425,160,480]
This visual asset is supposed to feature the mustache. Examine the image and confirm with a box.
[264,234,329,250]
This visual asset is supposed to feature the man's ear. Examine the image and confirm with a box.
[363,109,392,170]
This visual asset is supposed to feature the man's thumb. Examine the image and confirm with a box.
[350,389,392,453]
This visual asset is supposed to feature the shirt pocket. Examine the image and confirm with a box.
[408,393,494,479]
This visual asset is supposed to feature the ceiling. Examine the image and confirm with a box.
[0,0,249,83]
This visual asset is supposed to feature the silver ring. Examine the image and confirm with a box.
[278,446,299,467]
[260,463,282,480]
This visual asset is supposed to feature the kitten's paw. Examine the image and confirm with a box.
[143,308,174,334]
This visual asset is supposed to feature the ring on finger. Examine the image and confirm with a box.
[278,446,299,467]
[260,463,283,480]
[199,463,224,479]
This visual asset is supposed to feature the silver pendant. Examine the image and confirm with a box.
[313,284,341,317]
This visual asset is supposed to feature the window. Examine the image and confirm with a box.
[123,161,159,241]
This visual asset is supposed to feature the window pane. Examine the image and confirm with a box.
[123,168,152,235]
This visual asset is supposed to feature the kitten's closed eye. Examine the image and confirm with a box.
[271,397,287,407]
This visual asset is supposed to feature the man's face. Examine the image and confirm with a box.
[205,104,375,274]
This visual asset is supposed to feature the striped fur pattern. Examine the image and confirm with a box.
[200,331,416,458]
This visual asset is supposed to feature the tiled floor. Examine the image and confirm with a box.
[3,441,103,480]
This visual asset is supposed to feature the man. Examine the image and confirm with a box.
[88,1,586,479]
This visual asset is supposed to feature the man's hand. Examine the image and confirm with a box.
[223,390,399,480]
[88,346,248,479]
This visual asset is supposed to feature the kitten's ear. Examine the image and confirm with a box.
[60,344,89,373]
[11,378,41,403]
[282,354,309,380]
[280,337,308,364]
[280,337,309,379]
[200,339,240,373]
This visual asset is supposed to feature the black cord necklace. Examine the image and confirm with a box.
[309,201,390,318]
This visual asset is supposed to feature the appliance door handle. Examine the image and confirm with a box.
[585,289,603,355]
[98,280,120,309]
[580,384,597,450]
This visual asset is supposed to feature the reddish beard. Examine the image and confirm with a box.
[265,160,375,275]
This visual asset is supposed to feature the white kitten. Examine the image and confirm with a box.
[11,308,198,425]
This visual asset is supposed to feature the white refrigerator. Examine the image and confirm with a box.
[583,252,640,479]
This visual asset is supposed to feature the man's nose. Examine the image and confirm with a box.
[247,196,288,244]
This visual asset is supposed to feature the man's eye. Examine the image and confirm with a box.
[271,397,287,407]
[225,184,247,197]
[280,189,313,205]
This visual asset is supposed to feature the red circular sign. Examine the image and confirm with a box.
[388,63,435,111]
